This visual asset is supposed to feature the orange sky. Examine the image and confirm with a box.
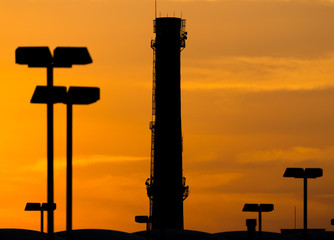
[1,0,334,234]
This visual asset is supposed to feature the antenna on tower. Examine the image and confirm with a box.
[155,0,157,19]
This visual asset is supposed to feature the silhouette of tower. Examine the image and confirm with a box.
[146,17,189,230]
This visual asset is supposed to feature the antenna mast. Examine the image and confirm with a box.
[155,0,157,19]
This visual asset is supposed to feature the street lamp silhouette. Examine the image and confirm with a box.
[283,168,323,232]
[242,203,274,240]
[65,86,100,240]
[16,46,92,240]
[135,215,152,240]
[25,202,56,240]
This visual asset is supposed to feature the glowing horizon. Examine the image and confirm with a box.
[0,0,334,234]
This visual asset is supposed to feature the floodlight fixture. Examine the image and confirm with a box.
[304,168,323,178]
[283,168,304,178]
[16,47,52,67]
[242,204,259,212]
[259,204,274,212]
[25,202,42,211]
[31,86,67,104]
[53,47,92,67]
[66,87,100,105]
[283,168,323,179]
[15,47,92,68]
[283,167,323,231]
[135,216,151,223]
[242,203,274,213]
[242,203,274,240]
[42,203,57,211]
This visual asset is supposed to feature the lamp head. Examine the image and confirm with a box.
[242,204,259,212]
[304,168,323,178]
[259,204,274,212]
[53,47,92,67]
[16,47,52,67]
[283,168,304,178]
[66,87,100,105]
[41,203,56,211]
[31,86,67,104]
[25,203,42,211]
[135,216,151,223]
[16,46,92,68]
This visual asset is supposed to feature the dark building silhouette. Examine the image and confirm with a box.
[145,17,189,230]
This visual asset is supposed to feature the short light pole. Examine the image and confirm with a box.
[283,168,323,233]
[242,203,274,240]
[135,215,152,240]
[25,202,55,240]
[65,86,100,240]
[16,47,92,240]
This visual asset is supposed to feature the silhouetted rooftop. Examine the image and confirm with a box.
[0,229,63,240]
[214,231,334,240]
[1,229,333,240]
[134,229,223,240]
[56,229,145,240]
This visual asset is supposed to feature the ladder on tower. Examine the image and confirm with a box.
[146,39,157,222]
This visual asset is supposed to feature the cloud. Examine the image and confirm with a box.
[186,0,334,59]
[18,155,149,173]
[183,87,334,138]
[183,54,334,91]
[237,146,334,163]
[188,172,244,192]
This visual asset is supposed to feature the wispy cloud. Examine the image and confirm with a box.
[237,146,334,163]
[183,54,334,91]
[19,155,149,173]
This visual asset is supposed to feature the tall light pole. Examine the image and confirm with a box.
[242,203,274,240]
[16,47,92,240]
[65,86,100,240]
[283,168,323,232]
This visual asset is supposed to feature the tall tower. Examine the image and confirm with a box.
[146,17,189,230]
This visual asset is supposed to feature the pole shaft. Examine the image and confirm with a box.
[66,104,73,240]
[146,222,149,240]
[41,210,44,240]
[46,66,54,240]
[304,177,307,230]
[258,211,262,240]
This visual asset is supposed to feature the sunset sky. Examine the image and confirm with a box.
[1,0,334,234]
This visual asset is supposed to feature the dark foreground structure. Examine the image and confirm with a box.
[145,17,189,230]
[2,229,334,240]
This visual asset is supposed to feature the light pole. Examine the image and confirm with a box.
[25,202,55,240]
[16,46,92,240]
[283,168,323,232]
[65,86,100,240]
[135,215,152,240]
[242,203,274,240]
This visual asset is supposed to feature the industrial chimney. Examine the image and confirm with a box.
[145,17,189,230]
